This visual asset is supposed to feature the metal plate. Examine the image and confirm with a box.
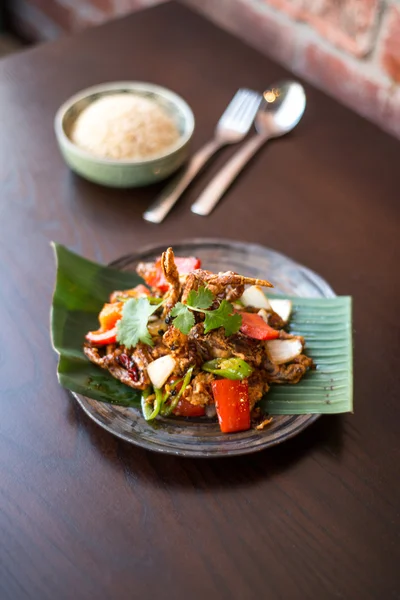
[74,239,335,457]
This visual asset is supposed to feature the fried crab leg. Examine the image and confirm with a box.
[83,344,151,390]
[161,247,181,317]
[182,270,273,303]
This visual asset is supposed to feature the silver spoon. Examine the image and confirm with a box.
[143,88,262,224]
[191,81,306,216]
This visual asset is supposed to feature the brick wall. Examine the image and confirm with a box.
[8,0,400,139]
[184,0,400,139]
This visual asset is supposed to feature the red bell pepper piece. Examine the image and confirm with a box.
[240,312,280,340]
[98,302,123,331]
[173,398,206,417]
[164,378,206,417]
[211,379,250,433]
[144,256,201,292]
[85,327,117,345]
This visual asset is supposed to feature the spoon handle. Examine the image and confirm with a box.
[143,139,223,224]
[191,133,268,216]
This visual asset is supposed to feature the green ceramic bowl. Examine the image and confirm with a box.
[54,81,195,188]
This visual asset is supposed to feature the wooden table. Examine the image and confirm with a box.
[1,2,399,598]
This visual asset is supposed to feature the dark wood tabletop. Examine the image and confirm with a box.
[1,2,399,599]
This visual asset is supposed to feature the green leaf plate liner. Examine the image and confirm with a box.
[51,244,353,416]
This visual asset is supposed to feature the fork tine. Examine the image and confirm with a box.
[228,94,261,133]
[143,87,262,223]
[219,89,253,123]
[239,94,261,124]
[216,88,261,138]
[222,97,246,124]
[218,94,246,125]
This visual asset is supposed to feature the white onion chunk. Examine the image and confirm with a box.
[269,299,292,323]
[147,355,176,389]
[240,286,272,310]
[266,339,302,364]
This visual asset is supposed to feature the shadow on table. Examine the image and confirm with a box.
[72,399,345,490]
[69,172,166,216]
[131,415,344,490]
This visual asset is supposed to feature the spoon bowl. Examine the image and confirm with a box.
[255,81,306,138]
[191,80,307,216]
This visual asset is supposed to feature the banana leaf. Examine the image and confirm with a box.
[51,244,353,414]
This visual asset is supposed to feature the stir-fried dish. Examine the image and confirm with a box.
[84,248,314,433]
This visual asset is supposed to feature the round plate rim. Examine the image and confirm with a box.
[72,393,321,457]
[73,238,335,457]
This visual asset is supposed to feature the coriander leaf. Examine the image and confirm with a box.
[116,297,159,348]
[170,302,195,335]
[186,286,214,310]
[223,312,242,337]
[204,300,242,336]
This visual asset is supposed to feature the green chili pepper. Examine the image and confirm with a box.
[141,387,153,420]
[162,377,183,403]
[147,296,164,305]
[161,366,194,416]
[201,357,253,380]
[141,386,163,421]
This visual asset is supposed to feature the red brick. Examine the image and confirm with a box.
[262,0,380,57]
[380,5,400,83]
[232,1,296,65]
[298,41,384,123]
[263,0,303,20]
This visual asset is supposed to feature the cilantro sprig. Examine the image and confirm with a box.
[170,303,195,334]
[115,286,242,348]
[186,286,214,309]
[116,297,160,348]
[170,286,242,336]
[204,300,242,336]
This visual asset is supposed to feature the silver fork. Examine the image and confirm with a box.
[143,88,262,224]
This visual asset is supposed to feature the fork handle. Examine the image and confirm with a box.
[143,139,224,223]
[191,133,269,216]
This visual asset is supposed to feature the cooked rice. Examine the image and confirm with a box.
[70,93,180,160]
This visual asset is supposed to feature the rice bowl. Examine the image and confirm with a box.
[54,81,195,188]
